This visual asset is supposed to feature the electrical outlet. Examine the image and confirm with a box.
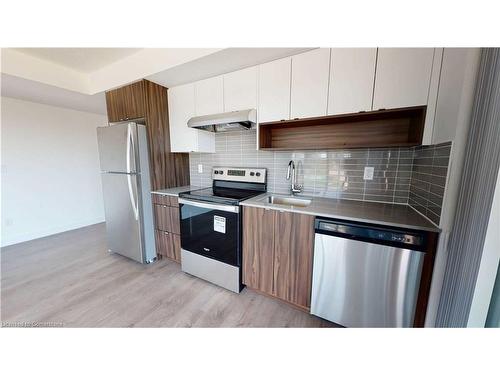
[363,167,374,180]
[198,164,203,173]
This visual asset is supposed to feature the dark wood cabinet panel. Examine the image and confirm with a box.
[154,229,170,258]
[151,194,170,205]
[154,230,180,262]
[105,80,190,191]
[259,106,426,150]
[105,81,146,122]
[243,207,315,309]
[242,207,276,295]
[152,197,181,262]
[413,231,439,327]
[144,80,190,190]
[151,195,179,208]
[152,203,178,234]
[169,206,180,235]
[171,234,181,262]
[169,196,179,207]
[273,211,315,309]
[122,81,146,120]
[153,205,171,233]
[105,89,125,123]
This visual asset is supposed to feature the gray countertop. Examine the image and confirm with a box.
[151,185,203,197]
[240,193,439,232]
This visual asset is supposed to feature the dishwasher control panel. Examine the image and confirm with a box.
[316,219,425,248]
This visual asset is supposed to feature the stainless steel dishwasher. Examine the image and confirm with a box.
[310,217,427,327]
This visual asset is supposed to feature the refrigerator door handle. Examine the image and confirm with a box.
[126,124,132,173]
[127,174,139,220]
[126,125,139,220]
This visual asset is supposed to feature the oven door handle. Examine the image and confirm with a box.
[178,198,239,213]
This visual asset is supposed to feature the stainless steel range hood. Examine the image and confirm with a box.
[187,109,256,132]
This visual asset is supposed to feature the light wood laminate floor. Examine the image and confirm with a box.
[1,223,333,327]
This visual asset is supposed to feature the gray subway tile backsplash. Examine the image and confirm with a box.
[408,142,452,225]
[189,130,451,226]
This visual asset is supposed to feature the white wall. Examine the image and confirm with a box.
[1,97,107,246]
[424,48,481,326]
[467,165,500,327]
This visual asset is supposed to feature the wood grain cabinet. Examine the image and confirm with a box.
[242,207,276,294]
[273,211,315,308]
[105,79,190,191]
[242,206,315,309]
[105,80,146,122]
[152,194,181,262]
[155,230,181,262]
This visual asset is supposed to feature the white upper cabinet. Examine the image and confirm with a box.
[169,83,215,153]
[290,48,331,119]
[223,66,258,112]
[195,76,224,116]
[427,48,480,145]
[258,57,291,123]
[373,48,435,110]
[328,48,377,115]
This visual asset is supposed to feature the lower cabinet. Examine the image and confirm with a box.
[152,194,181,262]
[155,230,181,262]
[273,211,315,308]
[242,206,315,309]
[242,207,276,294]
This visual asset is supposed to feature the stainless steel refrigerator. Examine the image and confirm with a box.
[96,122,156,264]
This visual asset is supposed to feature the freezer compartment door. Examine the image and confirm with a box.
[311,234,424,327]
[97,122,138,173]
[101,172,143,263]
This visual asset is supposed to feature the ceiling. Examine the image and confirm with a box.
[147,48,314,87]
[1,48,316,114]
[13,48,143,73]
[1,73,107,114]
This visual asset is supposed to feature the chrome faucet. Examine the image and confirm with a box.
[287,160,303,195]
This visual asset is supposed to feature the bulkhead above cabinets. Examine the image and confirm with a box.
[169,48,452,153]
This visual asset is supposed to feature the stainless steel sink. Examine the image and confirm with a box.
[265,195,312,207]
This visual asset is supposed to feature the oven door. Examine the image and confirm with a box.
[179,198,240,266]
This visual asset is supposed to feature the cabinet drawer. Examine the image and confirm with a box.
[169,196,179,207]
[151,194,179,207]
[154,230,180,262]
[152,194,170,205]
[153,205,172,232]
[153,204,180,234]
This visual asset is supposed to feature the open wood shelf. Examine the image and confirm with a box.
[258,106,426,150]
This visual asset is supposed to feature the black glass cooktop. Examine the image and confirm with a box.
[179,187,263,205]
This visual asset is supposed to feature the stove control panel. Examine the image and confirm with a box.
[212,167,266,184]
